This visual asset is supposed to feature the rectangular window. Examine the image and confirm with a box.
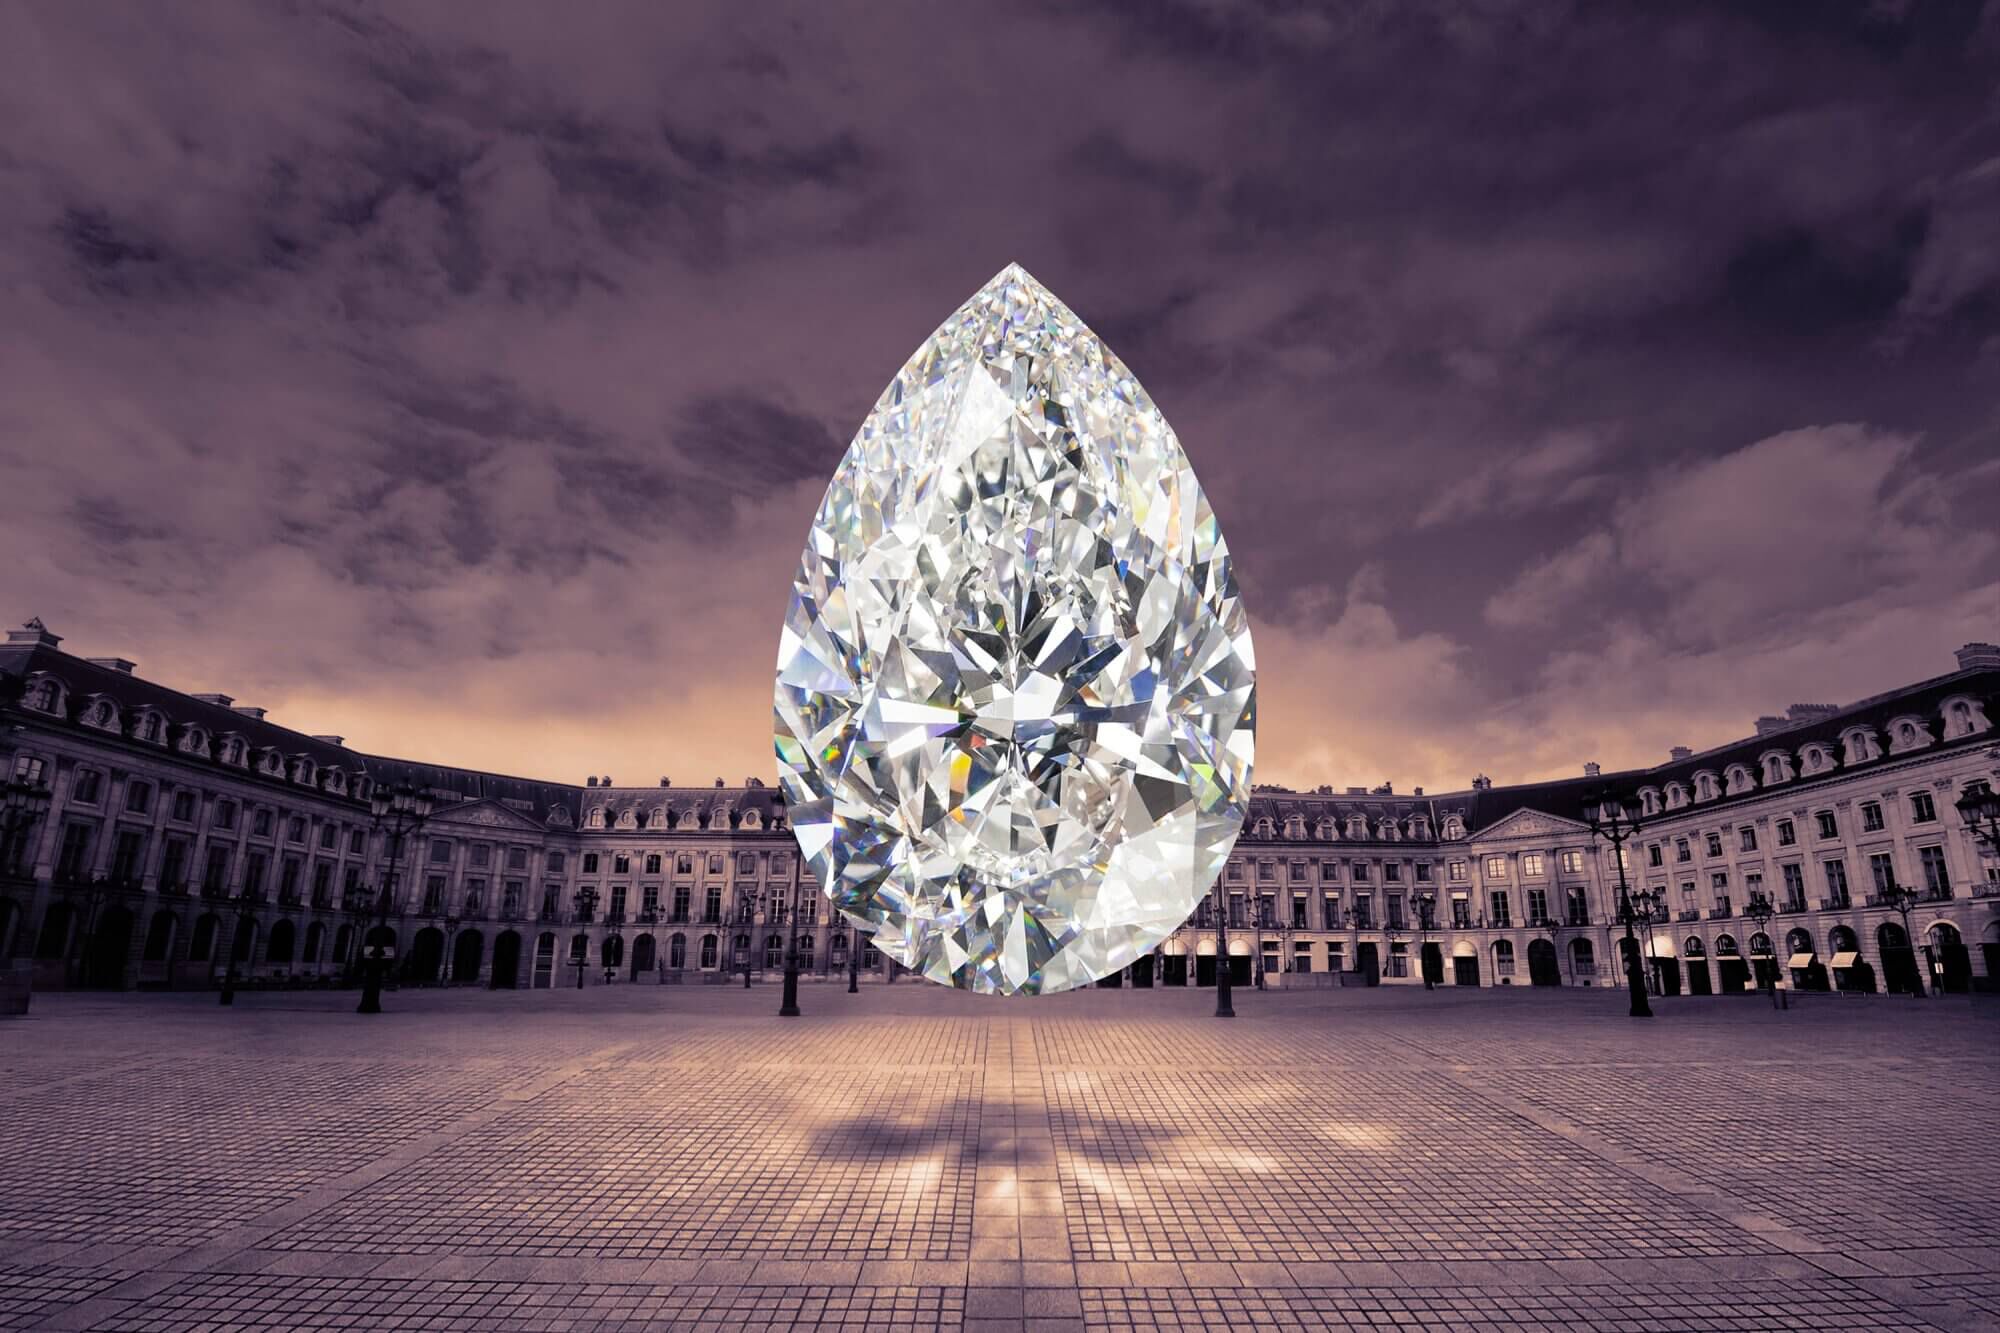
[503,881,522,916]
[126,781,152,814]
[1919,846,1949,897]
[1776,819,1795,846]
[110,829,146,882]
[287,816,306,844]
[243,852,268,898]
[348,827,365,854]
[645,852,662,874]
[429,838,452,863]
[613,852,631,875]
[13,755,46,785]
[1647,844,1664,867]
[1320,860,1339,881]
[675,853,692,875]
[1745,871,1763,905]
[1451,894,1472,928]
[1257,860,1277,881]
[317,823,336,850]
[1351,894,1371,929]
[709,854,724,874]
[252,808,273,838]
[1868,852,1895,897]
[610,885,628,918]
[1352,862,1371,882]
[343,865,362,902]
[1739,826,1757,853]
[424,876,446,914]
[1414,861,1432,882]
[738,854,756,875]
[1522,853,1544,877]
[464,878,486,912]
[1565,887,1588,924]
[1291,895,1308,928]
[307,862,329,906]
[672,886,690,921]
[1560,850,1583,875]
[642,885,660,916]
[1386,943,1409,978]
[1705,832,1722,858]
[1484,856,1507,879]
[1823,859,1850,907]
[1680,881,1697,914]
[203,845,230,893]
[541,885,561,919]
[1323,894,1340,928]
[1387,894,1405,928]
[1227,861,1245,881]
[72,770,102,805]
[1526,887,1548,924]
[1448,860,1467,882]
[1814,811,1838,840]
[1383,862,1402,883]
[704,886,722,921]
[1859,801,1884,833]
[548,850,567,873]
[159,838,189,890]
[1781,863,1806,910]
[1909,792,1936,824]
[471,843,491,868]
[1675,838,1691,863]
[277,857,301,902]
[1288,861,1307,882]
[582,852,599,874]
[508,846,529,871]
[1489,890,1511,927]
[170,789,196,823]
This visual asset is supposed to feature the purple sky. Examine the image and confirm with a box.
[4,2,1998,793]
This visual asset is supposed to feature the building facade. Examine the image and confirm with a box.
[3,618,1996,996]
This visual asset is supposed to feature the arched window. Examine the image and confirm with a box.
[1253,817,1275,838]
[1569,937,1595,975]
[700,934,718,968]
[1637,788,1662,817]
[1939,695,1992,740]
[1799,743,1835,776]
[1759,751,1793,786]
[1346,814,1368,839]
[85,698,119,731]
[1683,935,1705,958]
[1886,715,1934,754]
[1315,817,1337,841]
[1828,925,1858,953]
[1663,782,1689,810]
[1692,771,1720,802]
[1409,815,1431,839]
[25,677,65,714]
[1378,817,1400,841]
[1785,928,1812,957]
[796,935,814,967]
[1492,939,1516,976]
[1715,934,1739,956]
[1442,814,1466,840]
[765,934,784,968]
[668,933,686,968]
[1839,727,1880,767]
[134,710,165,744]
[586,807,606,829]
[1748,932,1772,956]
[1724,764,1756,797]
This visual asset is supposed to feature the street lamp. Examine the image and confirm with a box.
[0,774,52,880]
[1956,780,2000,861]
[1413,889,1437,990]
[779,877,802,1018]
[1628,886,1664,994]
[358,780,434,1015]
[1213,875,1234,1018]
[1580,790,1652,1019]
[1742,889,1786,1009]
[1875,874,1926,999]
[572,886,597,989]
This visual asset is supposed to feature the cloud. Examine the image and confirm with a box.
[1416,428,1609,528]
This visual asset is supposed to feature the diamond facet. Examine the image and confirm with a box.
[773,263,1256,995]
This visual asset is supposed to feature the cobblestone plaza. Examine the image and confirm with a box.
[1,986,1995,1332]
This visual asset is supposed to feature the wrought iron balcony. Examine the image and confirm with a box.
[1677,909,1701,922]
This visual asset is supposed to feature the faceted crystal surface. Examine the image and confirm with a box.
[774,264,1256,995]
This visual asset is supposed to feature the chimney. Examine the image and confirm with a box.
[1373,782,1394,795]
[5,618,60,649]
[1669,746,1692,762]
[1413,786,1424,796]
[659,776,671,787]
[603,775,613,787]
[586,776,598,788]
[231,705,268,721]
[310,735,345,747]
[1471,774,1493,792]
[190,693,235,708]
[1956,642,2000,671]
[1754,715,1788,737]
[1583,761,1601,778]
[85,657,136,674]
[1785,703,1838,725]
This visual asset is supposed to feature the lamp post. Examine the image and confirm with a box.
[1412,889,1437,989]
[573,886,597,989]
[779,877,801,1017]
[1876,875,1926,999]
[1742,889,1785,1009]
[1213,876,1233,1018]
[1955,779,2000,872]
[1581,790,1652,1019]
[1540,909,1564,986]
[358,781,434,1015]
[1631,887,1664,994]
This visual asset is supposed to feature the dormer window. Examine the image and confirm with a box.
[1441,814,1466,840]
[1886,715,1933,754]
[741,808,762,830]
[1377,817,1400,841]
[1760,751,1793,785]
[323,768,347,795]
[24,677,65,714]
[179,726,210,758]
[134,710,166,744]
[1798,743,1835,776]
[1663,782,1689,810]
[616,807,638,829]
[586,806,606,829]
[1282,815,1305,840]
[1637,788,1662,817]
[1315,817,1336,841]
[259,749,285,777]
[651,806,669,829]
[1723,764,1755,797]
[354,775,374,802]
[1939,694,1991,740]
[1692,771,1720,802]
[1251,817,1274,839]
[84,697,119,732]
[1839,726,1880,767]
[291,757,316,786]
[1346,814,1368,839]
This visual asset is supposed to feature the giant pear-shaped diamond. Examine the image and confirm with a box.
[774,263,1255,995]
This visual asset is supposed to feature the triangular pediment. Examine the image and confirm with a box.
[429,797,544,832]
[1473,806,1590,841]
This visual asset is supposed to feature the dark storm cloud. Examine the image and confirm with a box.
[1,0,1995,789]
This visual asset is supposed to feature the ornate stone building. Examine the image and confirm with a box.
[3,619,1995,996]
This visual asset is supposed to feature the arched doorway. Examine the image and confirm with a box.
[600,934,624,972]
[1785,927,1824,991]
[405,927,444,984]
[0,898,22,959]
[302,921,325,968]
[1492,940,1517,985]
[764,933,783,970]
[491,930,522,989]
[85,907,134,988]
[796,935,814,972]
[34,902,72,960]
[267,919,296,967]
[533,931,556,988]
[1194,938,1216,987]
[190,913,219,965]
[1526,938,1560,986]
[142,910,177,963]
[1828,924,1871,992]
[1451,941,1479,987]
[1227,938,1252,986]
[1878,921,1920,993]
[333,922,355,972]
[1683,936,1711,995]
[1421,941,1444,986]
[1130,954,1154,988]
[1354,941,1380,985]
[229,916,259,967]
[700,933,719,970]
[1648,937,1681,995]
[1928,923,1970,994]
[630,933,656,980]
[1713,934,1747,993]
[452,929,484,985]
[1749,932,1778,989]
[668,932,687,971]
[1161,940,1188,987]
[1569,937,1596,985]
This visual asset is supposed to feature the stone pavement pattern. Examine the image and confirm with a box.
[0,985,1994,1332]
